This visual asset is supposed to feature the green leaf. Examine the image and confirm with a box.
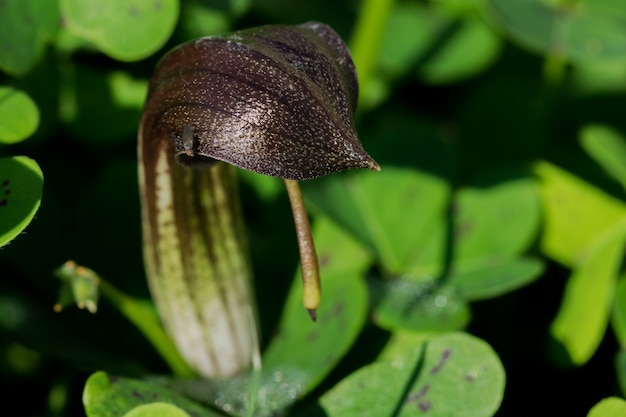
[371,279,470,333]
[611,273,626,348]
[587,397,626,417]
[419,13,501,85]
[123,403,191,417]
[260,217,371,410]
[442,172,544,300]
[60,0,179,61]
[379,3,501,85]
[316,332,505,417]
[178,1,230,41]
[0,87,40,144]
[0,0,59,75]
[535,161,626,266]
[484,0,626,62]
[0,156,43,247]
[580,125,626,191]
[550,217,626,365]
[83,371,224,417]
[377,331,432,362]
[59,67,146,145]
[228,0,251,16]
[304,167,450,278]
[615,350,626,397]
[449,257,544,301]
[454,172,540,261]
[571,59,626,96]
[378,2,442,79]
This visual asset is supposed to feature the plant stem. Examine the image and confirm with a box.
[245,306,262,417]
[97,279,196,378]
[543,53,567,86]
[54,261,195,378]
[349,0,395,109]
[284,179,321,321]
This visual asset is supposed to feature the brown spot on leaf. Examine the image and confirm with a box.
[319,252,331,268]
[0,199,6,207]
[307,330,319,343]
[331,302,344,317]
[455,220,473,240]
[322,355,336,367]
[430,348,451,374]
[464,372,477,382]
[418,400,432,412]
[405,384,430,403]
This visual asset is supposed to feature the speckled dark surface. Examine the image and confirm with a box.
[141,22,379,180]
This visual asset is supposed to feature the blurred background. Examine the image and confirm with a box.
[1,0,626,416]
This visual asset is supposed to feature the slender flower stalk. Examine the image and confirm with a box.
[284,179,321,321]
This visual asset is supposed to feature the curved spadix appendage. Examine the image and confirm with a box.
[142,21,379,181]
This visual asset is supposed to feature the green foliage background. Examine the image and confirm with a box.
[1,0,626,416]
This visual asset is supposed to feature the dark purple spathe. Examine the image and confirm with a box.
[141,21,379,181]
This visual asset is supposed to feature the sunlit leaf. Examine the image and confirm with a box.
[0,156,43,247]
[0,87,39,144]
[550,217,626,365]
[580,124,626,191]
[611,273,626,347]
[535,161,626,266]
[60,0,179,61]
[314,332,505,417]
[615,350,626,397]
[377,331,431,362]
[587,397,626,417]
